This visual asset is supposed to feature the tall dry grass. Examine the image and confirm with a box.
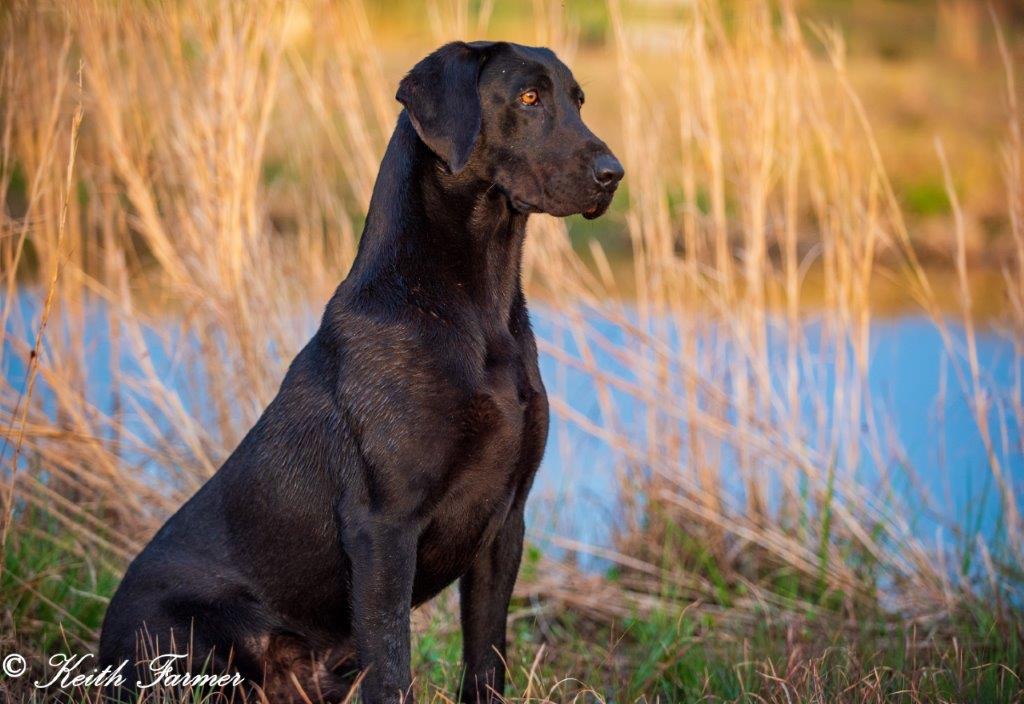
[0,0,1021,655]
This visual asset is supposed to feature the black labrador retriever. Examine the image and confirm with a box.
[99,40,623,704]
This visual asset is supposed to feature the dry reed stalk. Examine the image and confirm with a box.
[0,67,84,552]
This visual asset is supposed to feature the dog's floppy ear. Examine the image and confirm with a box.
[396,41,495,174]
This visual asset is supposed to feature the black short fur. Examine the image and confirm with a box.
[99,41,623,704]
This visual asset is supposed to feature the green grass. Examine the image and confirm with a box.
[407,592,1024,703]
[2,517,115,654]
[3,513,1022,703]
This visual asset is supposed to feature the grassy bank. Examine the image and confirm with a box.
[2,0,1023,701]
[2,521,1021,702]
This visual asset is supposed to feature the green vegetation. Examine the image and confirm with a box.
[904,179,952,216]
[3,519,1021,702]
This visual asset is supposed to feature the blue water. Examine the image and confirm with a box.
[3,294,1021,567]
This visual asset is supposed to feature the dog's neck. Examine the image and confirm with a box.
[347,113,529,327]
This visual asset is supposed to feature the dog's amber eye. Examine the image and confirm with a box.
[519,90,539,106]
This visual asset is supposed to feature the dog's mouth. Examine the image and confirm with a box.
[508,190,615,220]
[582,193,614,220]
[510,196,539,213]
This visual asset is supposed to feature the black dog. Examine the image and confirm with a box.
[99,41,622,704]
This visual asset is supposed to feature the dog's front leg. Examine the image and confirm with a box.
[343,514,419,704]
[458,506,525,703]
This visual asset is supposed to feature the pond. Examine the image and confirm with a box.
[529,308,1021,561]
[2,292,1020,572]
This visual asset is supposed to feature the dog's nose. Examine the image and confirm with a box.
[592,154,624,188]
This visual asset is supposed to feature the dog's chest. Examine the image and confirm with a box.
[442,346,534,519]
[412,337,544,600]
[458,329,537,452]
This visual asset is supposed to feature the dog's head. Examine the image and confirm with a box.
[397,41,624,220]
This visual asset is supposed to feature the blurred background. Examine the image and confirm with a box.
[1,1,1023,701]
[363,0,1024,275]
